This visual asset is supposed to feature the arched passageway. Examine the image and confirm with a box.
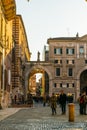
[80,70,87,94]
[25,63,53,98]
[28,68,49,96]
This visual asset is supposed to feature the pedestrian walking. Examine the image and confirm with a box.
[83,92,87,115]
[50,93,57,115]
[78,92,87,115]
[59,90,67,115]
[27,92,33,107]
[43,94,46,106]
[77,93,82,114]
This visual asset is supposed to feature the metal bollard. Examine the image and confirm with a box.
[68,103,75,122]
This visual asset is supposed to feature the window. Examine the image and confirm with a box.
[54,83,56,87]
[54,60,58,63]
[79,46,84,54]
[67,83,69,88]
[67,83,74,88]
[85,60,87,64]
[56,68,60,76]
[66,60,69,64]
[60,83,62,87]
[54,60,62,64]
[66,48,74,55]
[72,83,74,87]
[54,48,62,54]
[60,60,62,64]
[68,68,73,76]
[66,60,74,64]
[72,60,74,64]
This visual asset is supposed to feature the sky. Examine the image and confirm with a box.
[16,0,87,61]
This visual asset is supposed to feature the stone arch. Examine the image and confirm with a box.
[26,64,52,79]
[76,66,87,99]
[25,64,53,96]
[77,66,87,79]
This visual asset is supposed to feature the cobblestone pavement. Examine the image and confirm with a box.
[0,103,87,130]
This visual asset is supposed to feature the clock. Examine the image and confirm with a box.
[79,47,84,54]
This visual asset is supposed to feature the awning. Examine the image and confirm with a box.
[1,0,16,21]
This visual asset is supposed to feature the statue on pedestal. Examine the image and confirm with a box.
[37,51,40,61]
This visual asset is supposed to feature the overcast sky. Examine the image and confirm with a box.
[16,0,87,61]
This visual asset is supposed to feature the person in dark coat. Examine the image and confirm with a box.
[59,90,67,114]
[43,94,46,106]
[50,93,57,115]
[78,92,87,115]
[78,93,82,114]
[27,92,33,107]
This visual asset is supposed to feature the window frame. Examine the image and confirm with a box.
[68,68,73,77]
[54,48,62,55]
[55,67,60,76]
[79,46,84,54]
[66,48,75,55]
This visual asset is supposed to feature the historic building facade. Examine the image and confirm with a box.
[12,15,31,102]
[25,34,87,101]
[47,34,87,100]
[0,0,31,107]
[0,0,16,107]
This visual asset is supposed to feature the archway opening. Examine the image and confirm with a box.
[80,70,87,94]
[28,68,49,97]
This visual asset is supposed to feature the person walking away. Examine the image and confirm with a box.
[77,93,82,114]
[27,92,33,107]
[43,94,46,106]
[50,93,57,115]
[79,92,87,115]
[83,92,87,115]
[59,90,67,115]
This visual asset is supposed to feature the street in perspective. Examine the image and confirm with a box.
[0,0,87,130]
[0,102,87,130]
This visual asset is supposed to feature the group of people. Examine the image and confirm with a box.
[50,90,87,115]
[50,90,67,115]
